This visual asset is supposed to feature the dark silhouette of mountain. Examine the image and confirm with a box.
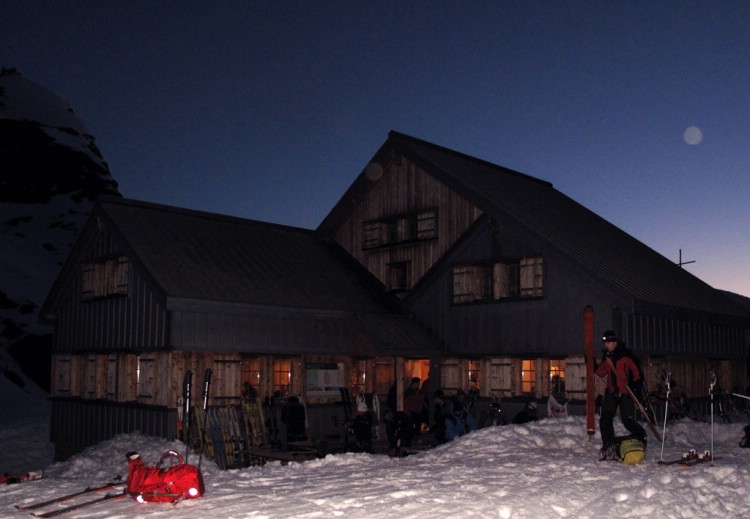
[0,68,121,390]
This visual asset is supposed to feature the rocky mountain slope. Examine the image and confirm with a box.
[0,68,120,389]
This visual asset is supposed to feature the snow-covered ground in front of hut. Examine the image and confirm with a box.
[2,375,750,519]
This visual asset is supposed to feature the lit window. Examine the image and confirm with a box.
[521,359,536,393]
[241,358,261,398]
[272,358,291,397]
[549,360,565,394]
[351,360,367,396]
[468,360,480,394]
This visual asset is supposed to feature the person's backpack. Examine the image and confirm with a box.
[615,438,646,465]
[126,450,204,503]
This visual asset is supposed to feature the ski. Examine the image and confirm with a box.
[264,396,281,449]
[624,384,664,443]
[182,369,193,462]
[657,449,718,466]
[31,490,127,518]
[15,481,124,511]
[584,306,595,438]
[2,471,43,485]
[197,368,213,471]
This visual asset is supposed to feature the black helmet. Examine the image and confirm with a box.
[602,330,618,342]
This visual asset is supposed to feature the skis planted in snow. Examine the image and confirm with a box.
[197,368,213,471]
[182,369,193,462]
[15,480,124,511]
[264,396,281,449]
[31,490,127,518]
[584,306,595,438]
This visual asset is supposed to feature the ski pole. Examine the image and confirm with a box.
[659,371,670,462]
[198,368,212,471]
[709,370,716,462]
[184,371,192,463]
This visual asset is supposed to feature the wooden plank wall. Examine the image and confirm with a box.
[330,156,483,291]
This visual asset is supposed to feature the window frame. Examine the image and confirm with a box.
[81,256,129,301]
[451,255,544,304]
[362,208,438,250]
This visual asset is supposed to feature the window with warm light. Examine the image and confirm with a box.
[468,360,481,394]
[241,358,261,398]
[351,360,367,395]
[272,358,291,397]
[550,360,565,394]
[520,359,536,393]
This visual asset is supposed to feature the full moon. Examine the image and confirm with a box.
[684,126,702,145]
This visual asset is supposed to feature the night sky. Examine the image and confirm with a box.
[4,1,749,297]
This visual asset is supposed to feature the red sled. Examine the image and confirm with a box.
[126,450,204,503]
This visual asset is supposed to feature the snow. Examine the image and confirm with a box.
[0,71,105,168]
[2,378,749,518]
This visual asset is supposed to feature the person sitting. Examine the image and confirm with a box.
[347,395,374,453]
[512,401,539,424]
[430,389,448,444]
[445,400,476,441]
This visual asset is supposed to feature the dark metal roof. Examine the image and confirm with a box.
[324,131,749,319]
[91,197,444,355]
[99,197,393,313]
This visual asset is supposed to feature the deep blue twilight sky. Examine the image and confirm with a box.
[3,1,749,297]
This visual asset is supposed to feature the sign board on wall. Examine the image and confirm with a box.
[306,362,344,396]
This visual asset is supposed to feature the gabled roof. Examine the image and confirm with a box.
[98,197,393,312]
[38,197,442,355]
[321,131,748,318]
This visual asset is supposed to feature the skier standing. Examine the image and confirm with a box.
[595,330,647,459]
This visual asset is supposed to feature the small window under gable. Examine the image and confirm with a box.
[363,221,387,249]
[416,209,437,239]
[362,208,438,250]
[81,256,129,300]
[387,261,410,292]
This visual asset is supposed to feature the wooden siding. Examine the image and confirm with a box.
[52,222,168,352]
[628,311,746,358]
[331,155,482,291]
[50,398,176,461]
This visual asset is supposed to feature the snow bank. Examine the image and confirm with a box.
[2,410,749,518]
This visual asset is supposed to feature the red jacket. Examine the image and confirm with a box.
[595,346,641,395]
